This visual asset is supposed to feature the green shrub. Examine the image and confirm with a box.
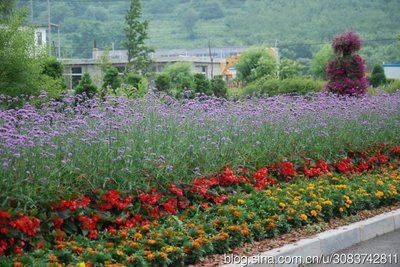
[75,72,98,97]
[382,79,400,94]
[211,75,227,98]
[369,64,387,88]
[155,73,171,91]
[102,66,121,90]
[244,77,324,96]
[194,73,212,95]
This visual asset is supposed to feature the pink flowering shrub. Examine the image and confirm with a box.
[325,32,368,96]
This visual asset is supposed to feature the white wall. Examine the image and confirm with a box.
[383,65,400,80]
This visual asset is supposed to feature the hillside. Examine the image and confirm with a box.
[18,0,400,67]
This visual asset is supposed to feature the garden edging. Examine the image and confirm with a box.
[221,208,400,267]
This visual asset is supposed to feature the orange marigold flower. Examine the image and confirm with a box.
[73,246,84,254]
[241,229,250,236]
[14,262,23,267]
[160,252,168,259]
[233,211,241,217]
[193,241,201,249]
[147,239,156,245]
[119,231,128,239]
[133,233,143,240]
[147,253,156,261]
[142,225,150,232]
[129,242,139,248]
[310,210,317,217]
[126,256,135,263]
[49,255,58,262]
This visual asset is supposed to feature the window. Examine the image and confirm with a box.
[36,32,42,46]
[196,65,207,73]
[71,67,82,74]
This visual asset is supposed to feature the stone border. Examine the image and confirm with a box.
[221,209,400,267]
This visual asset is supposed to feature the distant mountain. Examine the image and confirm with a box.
[19,0,400,68]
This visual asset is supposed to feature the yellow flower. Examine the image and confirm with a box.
[300,214,308,220]
[375,191,384,198]
[323,200,333,205]
[76,263,86,267]
[264,190,272,196]
[279,202,286,209]
[310,210,317,216]
[331,177,338,182]
[339,207,344,212]
[376,180,384,186]
[237,199,245,205]
[315,204,322,211]
[116,250,124,256]
[165,247,174,253]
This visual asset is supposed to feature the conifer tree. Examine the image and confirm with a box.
[124,0,154,75]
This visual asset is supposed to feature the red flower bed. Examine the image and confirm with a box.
[0,144,399,256]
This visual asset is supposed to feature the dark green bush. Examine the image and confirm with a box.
[102,66,121,90]
[155,73,171,91]
[244,77,324,96]
[211,75,227,98]
[194,73,212,95]
[124,72,143,88]
[75,72,98,97]
[369,64,387,87]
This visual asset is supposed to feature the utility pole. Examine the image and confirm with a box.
[30,0,34,23]
[47,0,51,56]
[208,40,214,78]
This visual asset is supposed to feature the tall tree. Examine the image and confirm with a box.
[0,0,16,22]
[124,0,154,75]
[0,9,43,97]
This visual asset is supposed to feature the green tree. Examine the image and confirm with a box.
[39,57,67,98]
[278,58,304,80]
[236,46,277,83]
[369,64,387,87]
[163,62,195,92]
[0,9,43,97]
[0,0,15,22]
[310,44,334,80]
[41,57,64,79]
[211,75,227,98]
[194,73,212,95]
[180,8,198,39]
[102,66,121,91]
[75,72,98,97]
[155,73,171,91]
[124,0,154,74]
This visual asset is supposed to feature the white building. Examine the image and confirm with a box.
[383,64,400,80]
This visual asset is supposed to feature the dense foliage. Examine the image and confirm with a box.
[75,72,98,97]
[325,32,369,96]
[1,90,400,265]
[17,0,400,68]
[243,77,324,96]
[369,64,387,87]
[124,0,153,74]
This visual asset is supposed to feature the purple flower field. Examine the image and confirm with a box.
[1,92,400,207]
